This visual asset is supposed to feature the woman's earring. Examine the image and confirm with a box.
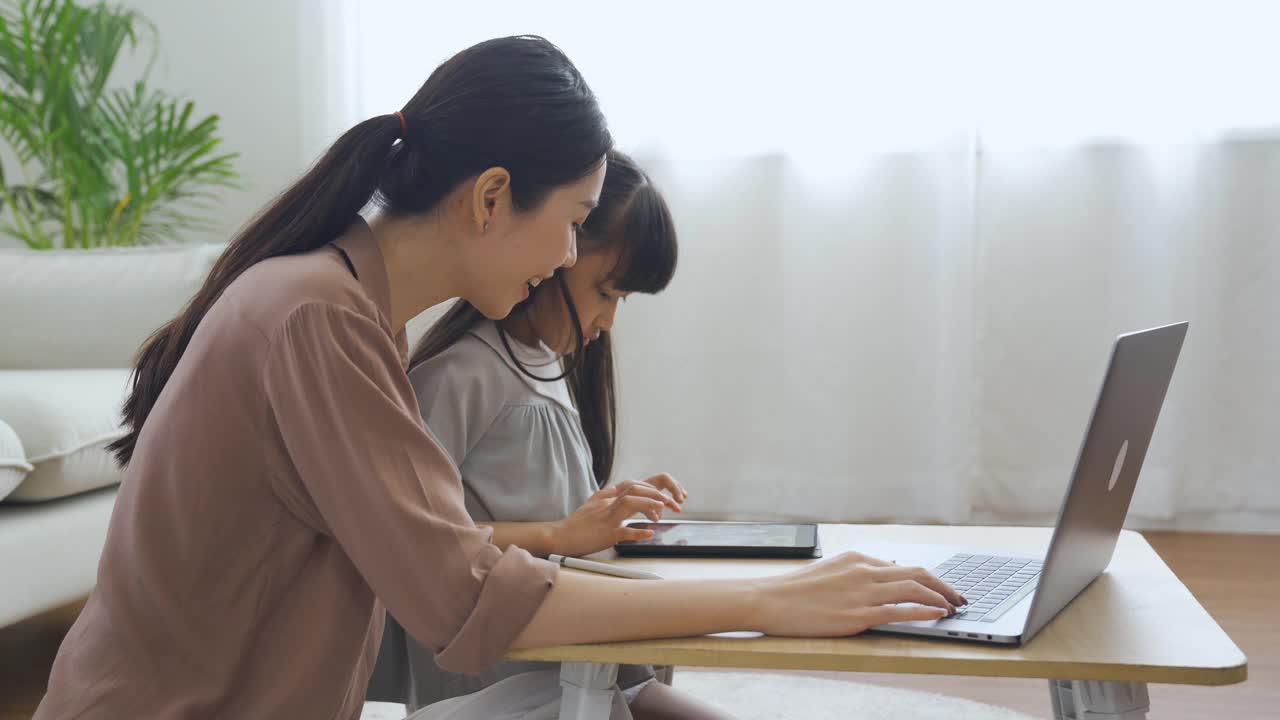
[483,221,490,233]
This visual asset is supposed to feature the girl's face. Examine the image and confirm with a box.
[463,161,607,320]
[520,247,630,354]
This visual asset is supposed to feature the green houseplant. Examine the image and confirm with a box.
[0,0,238,249]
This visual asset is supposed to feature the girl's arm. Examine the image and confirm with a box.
[481,481,683,557]
[478,521,558,557]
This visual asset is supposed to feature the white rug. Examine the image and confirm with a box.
[674,671,1041,720]
[362,670,1042,719]
[362,702,409,720]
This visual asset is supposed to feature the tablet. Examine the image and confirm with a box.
[614,521,821,558]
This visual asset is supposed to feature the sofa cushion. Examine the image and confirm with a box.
[0,418,32,501]
[0,370,130,502]
[0,243,223,369]
[0,486,118,627]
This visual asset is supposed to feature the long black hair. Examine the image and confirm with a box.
[410,150,678,486]
[110,36,613,466]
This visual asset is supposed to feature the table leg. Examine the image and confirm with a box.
[1050,679,1151,719]
[559,662,620,720]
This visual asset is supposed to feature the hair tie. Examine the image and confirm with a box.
[393,111,408,140]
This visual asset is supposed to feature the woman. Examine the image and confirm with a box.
[34,36,963,720]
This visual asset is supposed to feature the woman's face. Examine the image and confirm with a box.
[464,162,607,320]
[521,246,630,354]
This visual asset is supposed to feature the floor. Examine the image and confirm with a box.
[1,531,1274,719]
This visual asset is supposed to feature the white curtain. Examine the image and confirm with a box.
[329,1,1280,532]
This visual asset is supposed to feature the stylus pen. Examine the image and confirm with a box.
[548,554,663,580]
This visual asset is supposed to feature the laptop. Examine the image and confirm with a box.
[864,321,1188,645]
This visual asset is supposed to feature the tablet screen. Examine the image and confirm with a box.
[624,522,812,548]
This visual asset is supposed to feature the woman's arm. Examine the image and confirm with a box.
[512,551,965,649]
[512,572,760,650]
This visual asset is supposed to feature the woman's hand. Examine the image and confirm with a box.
[749,551,968,636]
[549,475,686,557]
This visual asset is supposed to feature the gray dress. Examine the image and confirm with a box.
[367,321,654,712]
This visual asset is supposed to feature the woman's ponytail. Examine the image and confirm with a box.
[109,115,400,466]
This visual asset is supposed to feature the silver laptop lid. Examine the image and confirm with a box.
[1021,322,1188,642]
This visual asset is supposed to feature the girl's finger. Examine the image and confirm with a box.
[618,482,682,512]
[593,485,623,499]
[644,473,688,503]
[613,479,642,494]
[617,528,657,543]
[611,496,667,523]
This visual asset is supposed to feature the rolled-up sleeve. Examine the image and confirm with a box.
[261,302,558,673]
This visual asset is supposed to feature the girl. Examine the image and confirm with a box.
[34,35,962,720]
[370,151,732,718]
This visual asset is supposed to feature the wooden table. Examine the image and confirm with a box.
[506,524,1248,719]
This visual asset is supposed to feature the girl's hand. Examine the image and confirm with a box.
[628,473,689,505]
[549,478,685,557]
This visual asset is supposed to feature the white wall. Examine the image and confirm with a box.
[117,0,326,245]
[1,0,347,248]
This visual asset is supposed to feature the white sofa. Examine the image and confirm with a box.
[0,244,222,627]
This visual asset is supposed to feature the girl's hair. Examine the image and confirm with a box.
[109,36,613,467]
[410,150,678,486]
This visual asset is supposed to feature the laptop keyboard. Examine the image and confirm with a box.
[934,553,1042,623]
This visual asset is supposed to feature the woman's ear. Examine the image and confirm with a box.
[471,167,513,235]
